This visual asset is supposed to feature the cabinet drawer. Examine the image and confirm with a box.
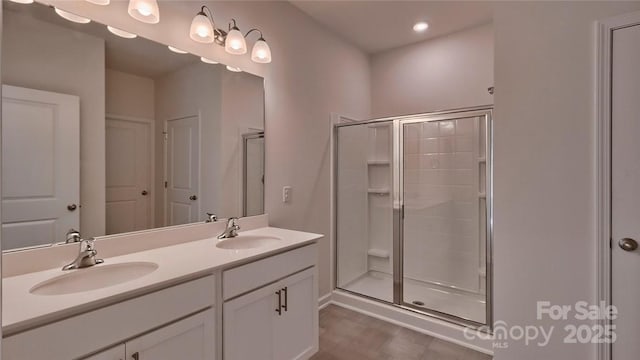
[223,244,317,300]
[3,275,215,360]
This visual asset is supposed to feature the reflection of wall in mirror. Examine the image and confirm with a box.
[2,11,106,238]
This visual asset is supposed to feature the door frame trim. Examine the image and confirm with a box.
[596,10,640,360]
[106,113,156,230]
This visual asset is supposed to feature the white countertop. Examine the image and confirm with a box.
[2,226,322,336]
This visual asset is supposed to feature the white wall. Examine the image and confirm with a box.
[2,11,105,238]
[493,2,640,359]
[106,69,155,120]
[371,23,493,118]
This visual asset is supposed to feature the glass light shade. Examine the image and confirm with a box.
[226,65,242,72]
[190,13,214,43]
[86,0,110,5]
[107,26,137,39]
[251,39,272,63]
[201,57,219,64]
[128,0,159,24]
[8,0,34,4]
[168,46,188,54]
[225,28,247,55]
[54,8,91,24]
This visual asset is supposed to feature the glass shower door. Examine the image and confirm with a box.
[400,113,491,325]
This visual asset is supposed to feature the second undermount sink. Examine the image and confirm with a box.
[30,262,159,296]
[216,235,282,250]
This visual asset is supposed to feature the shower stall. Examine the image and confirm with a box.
[334,106,492,327]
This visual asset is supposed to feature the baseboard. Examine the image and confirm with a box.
[318,292,332,310]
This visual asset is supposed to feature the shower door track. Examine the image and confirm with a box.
[333,105,494,331]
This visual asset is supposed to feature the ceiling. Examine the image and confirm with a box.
[6,1,198,79]
[290,1,494,54]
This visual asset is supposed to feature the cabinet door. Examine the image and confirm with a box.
[223,281,281,360]
[274,267,318,360]
[83,345,125,360]
[125,309,215,360]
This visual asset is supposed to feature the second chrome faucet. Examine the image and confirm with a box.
[218,217,240,239]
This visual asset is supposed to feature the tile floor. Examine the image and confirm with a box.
[310,304,492,360]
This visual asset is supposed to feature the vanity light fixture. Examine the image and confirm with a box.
[8,0,34,4]
[246,29,272,64]
[54,8,91,24]
[190,6,215,43]
[226,65,242,73]
[107,26,137,39]
[86,0,110,5]
[128,0,159,24]
[201,57,219,64]
[413,21,429,32]
[225,19,247,55]
[168,46,188,54]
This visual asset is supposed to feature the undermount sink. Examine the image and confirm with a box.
[30,262,159,296]
[216,235,281,250]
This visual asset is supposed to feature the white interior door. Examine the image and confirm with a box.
[165,115,200,226]
[1,85,79,250]
[106,116,152,235]
[611,23,640,359]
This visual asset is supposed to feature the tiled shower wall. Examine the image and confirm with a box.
[403,117,485,293]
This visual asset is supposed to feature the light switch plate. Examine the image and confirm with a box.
[282,186,292,203]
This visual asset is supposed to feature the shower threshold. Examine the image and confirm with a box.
[341,270,486,324]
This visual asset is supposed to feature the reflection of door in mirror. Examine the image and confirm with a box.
[106,116,153,235]
[243,133,265,217]
[1,85,80,250]
[165,116,200,226]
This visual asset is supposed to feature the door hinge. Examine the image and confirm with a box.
[164,181,168,188]
[162,131,168,140]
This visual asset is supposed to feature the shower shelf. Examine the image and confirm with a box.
[367,160,390,165]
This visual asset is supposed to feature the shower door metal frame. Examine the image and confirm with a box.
[333,105,493,331]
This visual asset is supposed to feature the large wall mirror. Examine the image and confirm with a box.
[1,1,265,251]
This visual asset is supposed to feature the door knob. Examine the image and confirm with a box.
[67,204,77,211]
[189,195,198,201]
[141,190,148,196]
[619,238,638,252]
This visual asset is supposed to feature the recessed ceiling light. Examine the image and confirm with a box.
[201,57,219,64]
[226,65,242,73]
[54,8,91,24]
[107,26,137,39]
[413,21,429,32]
[168,46,188,54]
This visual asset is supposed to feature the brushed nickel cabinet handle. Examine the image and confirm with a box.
[275,290,282,315]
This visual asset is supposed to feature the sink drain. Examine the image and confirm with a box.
[412,300,425,306]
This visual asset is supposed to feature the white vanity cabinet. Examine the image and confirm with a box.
[222,244,319,360]
[85,309,214,360]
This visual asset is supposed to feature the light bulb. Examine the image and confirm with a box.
[128,0,159,24]
[225,27,247,55]
[226,65,242,72]
[86,0,110,5]
[107,26,137,39]
[413,22,429,32]
[251,38,272,64]
[201,57,219,64]
[189,12,214,43]
[168,46,188,54]
[54,8,91,24]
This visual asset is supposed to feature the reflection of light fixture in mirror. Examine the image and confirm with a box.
[107,26,137,39]
[246,29,271,64]
[86,0,110,5]
[190,6,215,43]
[128,0,159,24]
[8,0,34,4]
[225,19,247,55]
[226,65,242,73]
[168,46,188,54]
[201,57,219,64]
[54,8,91,24]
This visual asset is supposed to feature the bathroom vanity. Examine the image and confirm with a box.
[1,216,321,360]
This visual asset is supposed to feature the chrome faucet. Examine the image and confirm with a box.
[218,217,240,239]
[205,212,218,223]
[65,228,81,243]
[62,239,104,271]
